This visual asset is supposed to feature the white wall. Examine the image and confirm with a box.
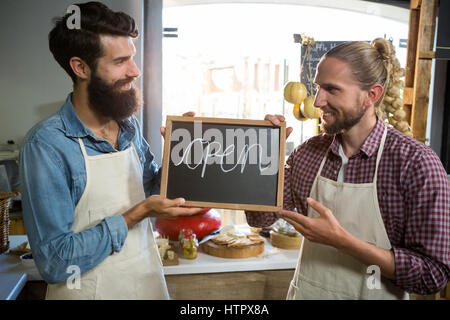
[0,0,143,147]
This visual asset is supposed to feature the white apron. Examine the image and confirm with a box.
[46,138,169,300]
[287,128,408,300]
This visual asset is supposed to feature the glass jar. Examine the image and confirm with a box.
[179,229,198,259]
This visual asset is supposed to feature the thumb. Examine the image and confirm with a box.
[160,126,165,137]
[286,126,294,138]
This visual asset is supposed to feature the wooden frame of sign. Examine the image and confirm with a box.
[160,116,286,212]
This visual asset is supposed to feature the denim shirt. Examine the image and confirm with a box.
[19,93,161,284]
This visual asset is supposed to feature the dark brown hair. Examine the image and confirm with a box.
[48,1,138,83]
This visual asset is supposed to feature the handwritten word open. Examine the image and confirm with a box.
[171,121,279,178]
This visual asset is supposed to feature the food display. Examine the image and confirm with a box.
[201,232,265,258]
[270,219,303,250]
[8,241,32,255]
[179,229,199,260]
[155,237,178,266]
[210,232,265,248]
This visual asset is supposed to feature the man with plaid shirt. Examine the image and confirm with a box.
[247,39,450,299]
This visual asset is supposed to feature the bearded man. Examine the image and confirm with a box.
[247,39,450,299]
[19,2,202,300]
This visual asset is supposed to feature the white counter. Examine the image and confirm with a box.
[0,272,27,300]
[0,236,42,281]
[164,239,299,275]
[1,235,299,280]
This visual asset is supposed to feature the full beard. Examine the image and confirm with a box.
[87,73,141,123]
[320,103,365,135]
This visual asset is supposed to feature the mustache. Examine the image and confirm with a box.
[320,106,338,114]
[114,77,136,88]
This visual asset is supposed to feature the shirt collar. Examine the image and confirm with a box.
[59,93,91,138]
[329,117,386,159]
[59,93,136,143]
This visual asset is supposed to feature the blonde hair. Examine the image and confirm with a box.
[324,38,396,108]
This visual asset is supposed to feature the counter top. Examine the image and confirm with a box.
[0,272,27,300]
[0,236,42,281]
[164,239,299,275]
[1,234,300,280]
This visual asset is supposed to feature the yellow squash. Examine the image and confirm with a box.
[301,96,319,119]
[284,81,307,104]
[293,104,308,121]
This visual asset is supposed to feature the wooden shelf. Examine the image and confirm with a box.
[404,0,439,143]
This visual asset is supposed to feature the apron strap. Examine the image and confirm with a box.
[316,150,329,177]
[129,141,140,161]
[317,126,388,183]
[373,126,388,184]
[78,138,89,158]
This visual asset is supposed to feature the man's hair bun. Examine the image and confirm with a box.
[371,38,392,62]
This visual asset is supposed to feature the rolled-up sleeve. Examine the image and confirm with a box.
[104,215,128,252]
[20,140,128,284]
[392,151,450,295]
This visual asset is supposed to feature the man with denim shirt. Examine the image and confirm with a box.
[19,2,202,299]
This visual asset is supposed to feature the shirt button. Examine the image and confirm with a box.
[334,170,337,175]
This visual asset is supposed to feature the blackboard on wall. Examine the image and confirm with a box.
[160,116,286,211]
[294,35,372,95]
[298,39,345,95]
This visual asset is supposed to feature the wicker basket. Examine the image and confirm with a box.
[0,191,19,254]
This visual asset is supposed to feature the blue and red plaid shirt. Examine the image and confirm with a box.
[246,117,450,295]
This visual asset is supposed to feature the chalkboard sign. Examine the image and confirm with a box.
[300,40,345,95]
[160,116,286,211]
